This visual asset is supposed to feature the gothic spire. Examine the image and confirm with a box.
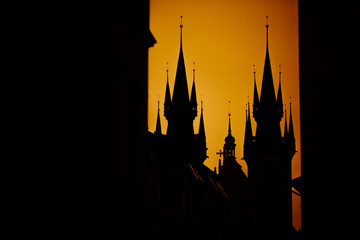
[225,101,235,145]
[155,98,162,135]
[164,64,171,117]
[172,16,189,106]
[288,99,295,141]
[277,65,284,117]
[259,16,277,108]
[245,99,253,144]
[199,100,205,138]
[284,104,288,139]
[288,98,296,154]
[228,115,232,137]
[247,97,253,135]
[190,62,198,116]
[253,64,260,118]
[228,101,232,136]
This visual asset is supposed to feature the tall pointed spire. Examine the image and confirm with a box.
[198,99,208,163]
[155,97,162,135]
[245,98,253,144]
[247,97,253,135]
[288,98,296,154]
[288,98,295,141]
[253,64,260,118]
[283,104,288,139]
[225,100,235,159]
[190,62,198,117]
[164,17,196,138]
[259,16,277,108]
[172,16,189,106]
[277,65,284,117]
[164,63,171,118]
[228,101,232,136]
[199,99,205,138]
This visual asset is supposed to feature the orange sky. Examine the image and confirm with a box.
[148,0,300,230]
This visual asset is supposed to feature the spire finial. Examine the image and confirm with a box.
[193,61,195,71]
[166,62,169,72]
[279,64,282,82]
[179,16,184,49]
[253,64,256,73]
[228,100,231,118]
[157,95,160,110]
[228,101,232,136]
[265,16,270,53]
[201,94,203,111]
[266,16,269,28]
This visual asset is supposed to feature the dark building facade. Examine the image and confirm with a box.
[299,0,359,239]
[242,21,296,239]
[81,0,156,238]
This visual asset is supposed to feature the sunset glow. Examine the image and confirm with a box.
[148,0,300,230]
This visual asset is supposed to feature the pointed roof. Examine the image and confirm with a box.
[253,65,260,111]
[244,102,253,143]
[284,105,288,139]
[277,65,283,109]
[288,100,295,140]
[225,103,235,143]
[172,17,190,106]
[259,17,277,108]
[190,65,197,108]
[164,67,171,107]
[155,100,162,135]
[198,100,205,138]
[228,116,232,136]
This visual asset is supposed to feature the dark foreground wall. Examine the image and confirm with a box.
[299,0,359,238]
[73,0,155,237]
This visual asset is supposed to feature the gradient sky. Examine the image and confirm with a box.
[148,0,300,230]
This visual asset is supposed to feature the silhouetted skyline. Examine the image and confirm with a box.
[148,15,297,239]
[148,0,301,230]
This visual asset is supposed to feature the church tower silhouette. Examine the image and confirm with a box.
[243,17,296,238]
[158,17,207,165]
